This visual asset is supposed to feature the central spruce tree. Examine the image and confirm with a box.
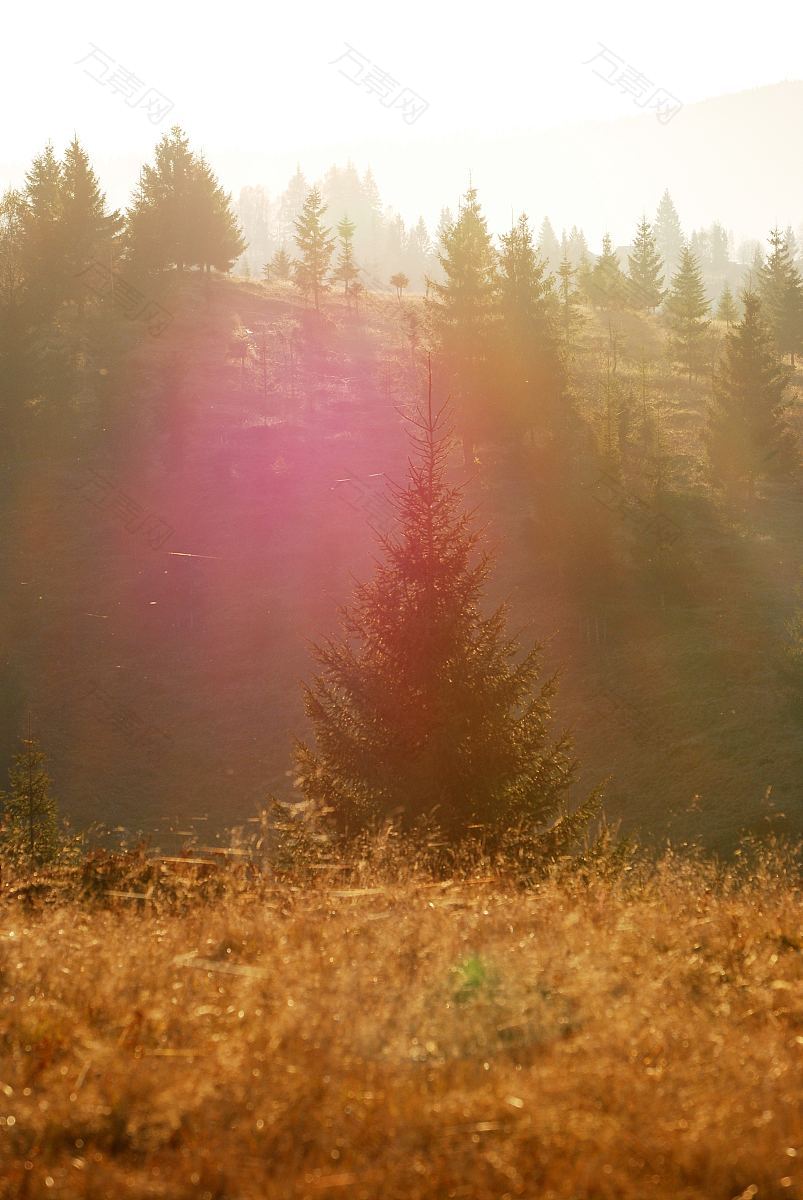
[666,244,711,380]
[294,373,600,850]
[586,234,626,311]
[627,216,664,311]
[293,187,335,311]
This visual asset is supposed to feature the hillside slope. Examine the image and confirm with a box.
[0,277,800,850]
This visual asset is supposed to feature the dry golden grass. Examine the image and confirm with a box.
[1,846,801,1200]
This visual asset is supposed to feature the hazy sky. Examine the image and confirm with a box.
[4,0,803,240]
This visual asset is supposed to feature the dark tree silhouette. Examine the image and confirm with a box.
[627,216,664,311]
[294,368,600,850]
[708,291,796,497]
[126,127,245,274]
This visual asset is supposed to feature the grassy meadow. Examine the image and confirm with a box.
[1,841,801,1199]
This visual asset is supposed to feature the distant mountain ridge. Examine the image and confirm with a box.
[2,81,802,247]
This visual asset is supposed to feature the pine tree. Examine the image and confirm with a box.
[0,731,59,866]
[188,154,247,273]
[265,246,292,282]
[627,216,664,311]
[498,213,564,439]
[429,186,498,457]
[665,245,710,380]
[536,217,561,274]
[332,215,359,301]
[320,164,385,273]
[60,137,122,303]
[567,226,590,270]
[126,127,197,273]
[556,254,585,351]
[20,143,65,313]
[654,189,684,279]
[292,187,334,311]
[757,227,803,365]
[709,222,730,274]
[0,188,26,315]
[716,283,739,328]
[708,291,796,497]
[586,234,626,310]
[294,376,599,848]
[126,127,245,274]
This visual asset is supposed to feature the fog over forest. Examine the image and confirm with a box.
[1,5,801,1198]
